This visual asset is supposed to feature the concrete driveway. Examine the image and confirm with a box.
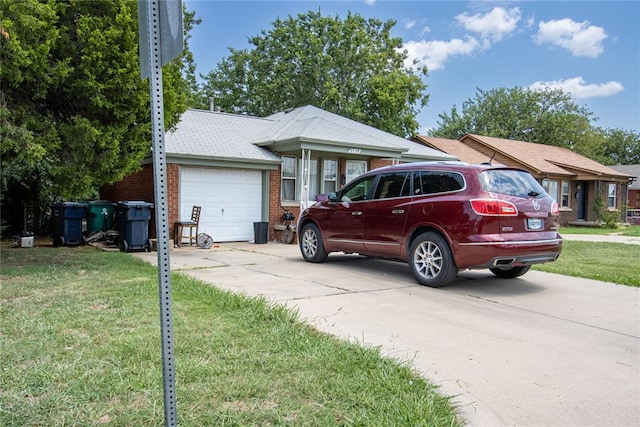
[133,238,640,426]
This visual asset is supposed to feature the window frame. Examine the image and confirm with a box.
[542,178,559,203]
[607,183,617,209]
[322,159,338,195]
[560,180,571,209]
[345,160,367,185]
[281,156,297,201]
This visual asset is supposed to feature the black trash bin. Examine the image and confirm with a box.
[253,221,269,244]
[115,201,154,252]
[51,202,88,247]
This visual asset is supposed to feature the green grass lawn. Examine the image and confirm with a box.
[533,240,640,286]
[1,244,460,426]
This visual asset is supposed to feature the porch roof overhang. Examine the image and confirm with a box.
[255,136,406,159]
[546,160,632,182]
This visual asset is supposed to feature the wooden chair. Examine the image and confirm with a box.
[174,206,201,247]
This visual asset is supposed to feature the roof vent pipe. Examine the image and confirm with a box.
[209,97,214,112]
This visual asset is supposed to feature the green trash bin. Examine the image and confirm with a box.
[86,201,116,234]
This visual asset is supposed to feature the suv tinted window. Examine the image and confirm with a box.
[479,169,546,198]
[414,171,465,195]
[374,172,411,199]
[340,175,376,202]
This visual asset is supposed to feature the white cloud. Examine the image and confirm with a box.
[529,77,623,98]
[525,15,535,29]
[533,18,607,58]
[402,37,480,71]
[363,0,376,5]
[456,7,521,43]
[403,19,416,29]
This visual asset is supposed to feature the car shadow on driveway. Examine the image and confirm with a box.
[317,254,545,297]
[450,270,546,296]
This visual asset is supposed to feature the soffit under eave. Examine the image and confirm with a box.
[160,154,280,170]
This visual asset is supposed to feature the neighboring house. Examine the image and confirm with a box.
[101,106,455,242]
[610,164,640,224]
[413,134,632,226]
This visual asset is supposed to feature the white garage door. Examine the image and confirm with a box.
[180,167,263,242]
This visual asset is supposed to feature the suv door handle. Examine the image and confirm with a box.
[392,209,405,214]
[352,211,363,216]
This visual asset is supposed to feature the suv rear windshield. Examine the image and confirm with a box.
[479,169,546,198]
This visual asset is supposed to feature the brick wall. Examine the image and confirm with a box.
[370,158,394,170]
[267,167,303,242]
[100,163,180,239]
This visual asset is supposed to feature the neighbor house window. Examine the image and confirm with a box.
[607,183,616,208]
[281,156,296,200]
[561,180,571,208]
[323,159,337,194]
[542,179,559,204]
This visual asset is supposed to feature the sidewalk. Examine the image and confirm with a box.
[560,233,640,245]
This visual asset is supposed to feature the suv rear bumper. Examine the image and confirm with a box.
[455,238,563,269]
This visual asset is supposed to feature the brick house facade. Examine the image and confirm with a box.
[413,134,632,226]
[101,106,454,243]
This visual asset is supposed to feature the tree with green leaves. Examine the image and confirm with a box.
[431,86,639,164]
[199,10,428,138]
[431,87,596,151]
[592,128,640,165]
[0,0,197,234]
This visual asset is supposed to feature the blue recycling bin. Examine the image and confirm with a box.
[51,202,88,247]
[115,201,154,252]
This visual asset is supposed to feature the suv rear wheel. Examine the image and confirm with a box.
[409,232,457,287]
[490,265,531,278]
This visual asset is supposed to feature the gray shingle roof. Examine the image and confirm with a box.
[260,106,455,161]
[610,164,640,189]
[165,109,281,163]
[165,106,455,165]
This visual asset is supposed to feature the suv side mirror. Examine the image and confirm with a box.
[328,192,338,202]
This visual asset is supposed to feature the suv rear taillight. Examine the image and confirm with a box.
[551,201,559,216]
[470,199,518,216]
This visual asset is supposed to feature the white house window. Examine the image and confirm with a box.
[281,156,296,200]
[561,180,570,208]
[345,160,367,185]
[308,159,319,200]
[607,183,616,208]
[323,159,337,194]
[542,179,559,204]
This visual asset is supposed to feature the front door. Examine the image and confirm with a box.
[576,182,589,220]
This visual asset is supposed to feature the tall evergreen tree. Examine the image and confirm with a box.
[0,0,197,233]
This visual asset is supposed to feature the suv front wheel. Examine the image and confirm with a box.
[409,232,458,287]
[299,223,328,263]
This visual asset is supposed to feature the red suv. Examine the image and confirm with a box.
[298,162,562,287]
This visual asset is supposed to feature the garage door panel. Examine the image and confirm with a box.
[180,167,263,242]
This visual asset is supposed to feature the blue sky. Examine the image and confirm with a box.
[184,0,640,133]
